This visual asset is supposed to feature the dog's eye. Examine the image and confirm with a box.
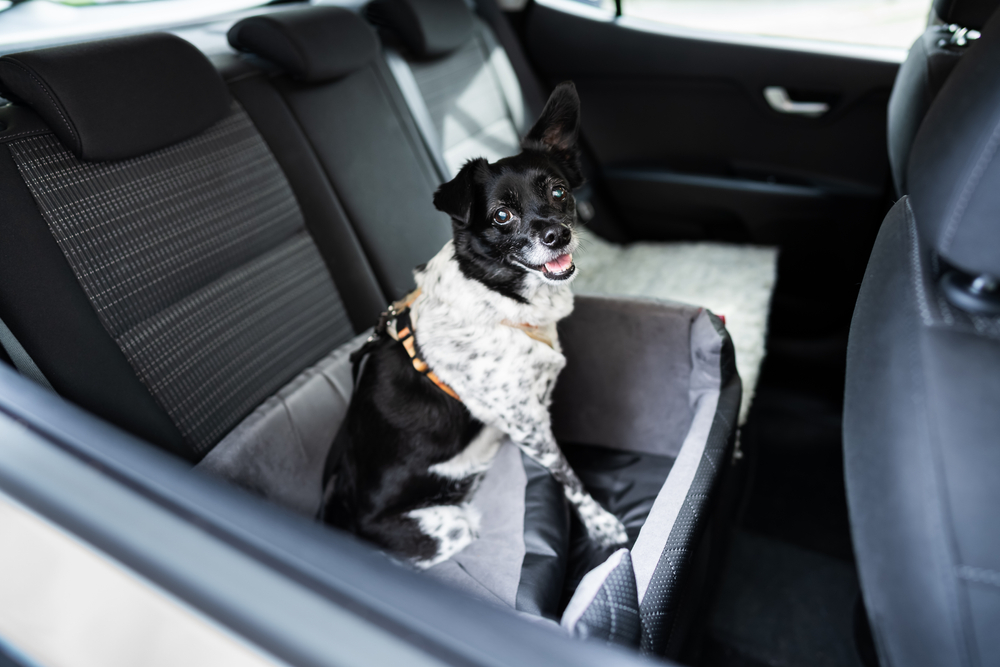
[552,187,566,201]
[493,207,513,225]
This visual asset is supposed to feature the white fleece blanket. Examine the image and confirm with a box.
[571,228,777,423]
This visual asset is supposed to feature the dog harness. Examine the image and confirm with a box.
[386,288,461,401]
[352,288,556,403]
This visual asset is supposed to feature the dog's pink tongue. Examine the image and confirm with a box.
[544,253,573,273]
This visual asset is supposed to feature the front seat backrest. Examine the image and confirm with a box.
[888,0,1000,196]
[844,8,1000,666]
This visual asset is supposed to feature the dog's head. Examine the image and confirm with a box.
[433,81,584,302]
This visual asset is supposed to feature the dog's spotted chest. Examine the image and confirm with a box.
[412,241,571,415]
[411,242,628,550]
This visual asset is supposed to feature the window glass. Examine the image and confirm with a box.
[0,0,267,53]
[574,0,935,49]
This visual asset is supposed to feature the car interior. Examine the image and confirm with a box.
[0,0,997,665]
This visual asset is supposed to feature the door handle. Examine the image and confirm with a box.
[763,86,829,117]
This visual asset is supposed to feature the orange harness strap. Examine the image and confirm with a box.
[385,288,461,401]
[381,288,555,403]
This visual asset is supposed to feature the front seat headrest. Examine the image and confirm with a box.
[0,33,230,162]
[934,0,1000,29]
[366,0,474,59]
[228,6,379,83]
[909,9,1000,280]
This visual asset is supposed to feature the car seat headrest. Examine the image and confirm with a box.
[228,6,379,83]
[933,0,1000,30]
[0,33,230,162]
[366,0,474,59]
[909,9,1000,280]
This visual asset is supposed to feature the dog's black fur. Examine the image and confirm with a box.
[323,82,585,564]
[436,84,584,303]
[323,339,484,561]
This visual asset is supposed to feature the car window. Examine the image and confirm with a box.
[561,0,934,49]
[0,0,268,53]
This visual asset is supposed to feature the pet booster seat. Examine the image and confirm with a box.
[199,294,741,654]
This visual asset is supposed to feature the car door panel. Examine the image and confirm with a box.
[522,1,899,329]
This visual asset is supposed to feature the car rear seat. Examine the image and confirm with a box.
[363,0,776,422]
[0,18,740,655]
[0,33,382,463]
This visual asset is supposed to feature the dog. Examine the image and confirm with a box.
[324,82,628,568]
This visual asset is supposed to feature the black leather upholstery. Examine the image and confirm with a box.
[935,0,999,28]
[228,7,379,83]
[0,33,229,161]
[909,9,1000,278]
[845,13,1000,664]
[367,0,474,58]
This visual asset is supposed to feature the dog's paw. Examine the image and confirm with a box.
[409,504,481,569]
[579,497,628,547]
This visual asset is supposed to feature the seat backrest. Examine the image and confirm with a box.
[0,33,382,461]
[844,9,1000,666]
[888,0,1000,196]
[227,5,454,301]
[366,0,538,178]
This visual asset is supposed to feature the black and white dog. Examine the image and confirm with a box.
[324,82,627,568]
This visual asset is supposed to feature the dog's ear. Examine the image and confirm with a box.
[434,158,486,226]
[524,81,580,152]
[522,81,584,187]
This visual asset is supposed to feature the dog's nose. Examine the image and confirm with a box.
[541,224,570,248]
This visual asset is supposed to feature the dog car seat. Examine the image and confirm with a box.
[0,24,740,657]
[363,0,774,423]
[202,292,740,654]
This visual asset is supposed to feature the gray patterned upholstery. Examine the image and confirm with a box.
[197,330,369,515]
[562,549,641,647]
[407,20,526,176]
[9,104,353,453]
[631,311,739,654]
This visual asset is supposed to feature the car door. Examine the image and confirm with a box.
[518,0,908,340]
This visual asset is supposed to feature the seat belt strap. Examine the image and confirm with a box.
[474,0,547,120]
[0,316,53,390]
[382,49,452,182]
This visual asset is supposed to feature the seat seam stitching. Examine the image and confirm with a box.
[0,59,80,149]
[940,110,1000,252]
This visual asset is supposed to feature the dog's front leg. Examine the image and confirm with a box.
[513,423,628,548]
[462,393,627,547]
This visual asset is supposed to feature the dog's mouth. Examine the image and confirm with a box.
[513,253,576,281]
[542,253,575,280]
